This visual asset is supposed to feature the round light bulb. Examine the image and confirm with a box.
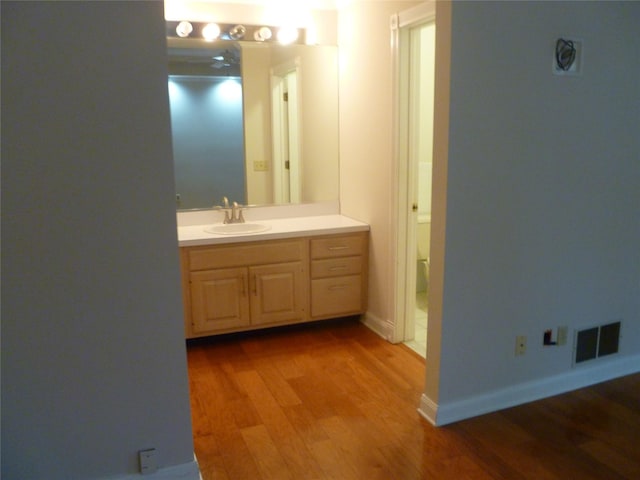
[229,25,246,40]
[202,23,221,42]
[175,21,193,38]
[277,27,299,45]
[254,26,272,42]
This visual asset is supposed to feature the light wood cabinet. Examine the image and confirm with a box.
[189,267,250,333]
[180,231,368,338]
[249,262,306,326]
[309,232,368,320]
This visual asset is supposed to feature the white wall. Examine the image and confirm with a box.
[337,0,638,424]
[425,0,640,423]
[243,43,275,204]
[1,2,197,478]
[338,0,422,335]
[298,46,340,203]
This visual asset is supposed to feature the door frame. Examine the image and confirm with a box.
[390,2,436,344]
[271,59,302,204]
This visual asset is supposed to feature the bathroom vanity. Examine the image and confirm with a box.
[178,214,369,338]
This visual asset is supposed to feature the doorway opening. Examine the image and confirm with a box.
[271,61,302,204]
[391,4,436,358]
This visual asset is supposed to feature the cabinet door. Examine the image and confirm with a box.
[249,262,307,326]
[311,256,362,278]
[311,275,362,319]
[190,268,250,333]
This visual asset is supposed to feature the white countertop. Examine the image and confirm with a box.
[178,214,369,247]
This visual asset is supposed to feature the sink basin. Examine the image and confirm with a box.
[204,223,271,235]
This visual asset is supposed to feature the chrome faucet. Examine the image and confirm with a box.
[221,197,244,224]
[231,202,245,224]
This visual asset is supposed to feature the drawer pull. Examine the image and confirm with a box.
[328,245,349,251]
[329,284,348,291]
[329,265,348,271]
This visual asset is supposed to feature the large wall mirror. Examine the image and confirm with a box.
[168,37,339,211]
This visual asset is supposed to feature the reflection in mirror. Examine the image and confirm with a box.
[167,38,339,211]
[168,42,245,209]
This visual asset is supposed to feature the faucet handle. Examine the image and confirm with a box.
[222,196,229,208]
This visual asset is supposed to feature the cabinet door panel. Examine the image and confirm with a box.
[250,262,306,326]
[190,268,249,333]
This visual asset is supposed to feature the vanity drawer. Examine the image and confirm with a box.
[310,233,366,259]
[311,275,363,318]
[311,256,362,279]
[189,239,305,271]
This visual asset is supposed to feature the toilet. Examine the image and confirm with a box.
[416,161,431,292]
[416,218,430,292]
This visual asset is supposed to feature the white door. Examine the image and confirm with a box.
[271,64,301,204]
[391,4,436,352]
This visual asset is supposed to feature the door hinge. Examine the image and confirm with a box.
[412,203,418,212]
[283,92,288,102]
[285,160,290,169]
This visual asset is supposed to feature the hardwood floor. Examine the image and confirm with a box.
[186,318,640,480]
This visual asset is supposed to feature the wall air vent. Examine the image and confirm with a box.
[574,321,621,365]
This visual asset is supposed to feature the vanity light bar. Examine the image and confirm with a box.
[166,21,306,45]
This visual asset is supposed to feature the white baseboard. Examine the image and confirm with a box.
[419,353,640,426]
[360,312,395,341]
[106,458,201,480]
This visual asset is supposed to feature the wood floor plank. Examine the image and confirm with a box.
[318,415,398,479]
[254,362,303,407]
[447,417,560,480]
[272,353,305,380]
[226,394,262,430]
[189,378,214,438]
[306,437,361,480]
[580,439,640,479]
[499,402,631,480]
[187,318,640,480]
[234,369,326,479]
[281,403,331,445]
[193,434,229,480]
[241,424,294,480]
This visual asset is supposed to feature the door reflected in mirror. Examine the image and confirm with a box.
[168,38,339,211]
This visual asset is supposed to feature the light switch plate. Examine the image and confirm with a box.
[253,160,268,171]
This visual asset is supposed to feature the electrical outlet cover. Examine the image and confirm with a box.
[557,326,568,346]
[139,449,158,475]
